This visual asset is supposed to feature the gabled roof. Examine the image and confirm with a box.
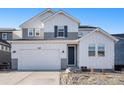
[79,28,118,42]
[19,9,56,27]
[42,10,80,24]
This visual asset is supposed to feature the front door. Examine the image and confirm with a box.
[68,46,76,66]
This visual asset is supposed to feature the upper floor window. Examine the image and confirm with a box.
[88,44,96,56]
[2,33,7,40]
[58,26,65,37]
[98,44,105,56]
[28,28,34,37]
[35,28,40,36]
[54,25,68,38]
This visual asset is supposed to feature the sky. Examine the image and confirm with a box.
[0,8,123,34]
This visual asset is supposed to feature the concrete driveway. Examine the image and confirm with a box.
[0,71,60,85]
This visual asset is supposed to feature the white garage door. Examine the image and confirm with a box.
[18,49,60,70]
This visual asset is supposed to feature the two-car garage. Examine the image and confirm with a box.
[11,41,67,70]
[18,49,61,70]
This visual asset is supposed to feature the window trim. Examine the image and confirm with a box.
[28,28,34,37]
[35,28,40,36]
[98,44,105,57]
[88,44,96,57]
[57,26,65,38]
[2,33,7,40]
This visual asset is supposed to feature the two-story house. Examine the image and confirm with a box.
[11,9,118,70]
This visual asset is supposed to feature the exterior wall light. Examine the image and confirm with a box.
[62,50,64,53]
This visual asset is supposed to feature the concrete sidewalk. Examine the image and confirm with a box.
[0,71,60,85]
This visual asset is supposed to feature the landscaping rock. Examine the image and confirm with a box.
[60,72,124,85]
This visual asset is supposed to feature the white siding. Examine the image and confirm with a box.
[20,11,54,28]
[12,43,67,59]
[44,13,78,32]
[18,49,61,70]
[78,31,115,69]
[11,42,68,70]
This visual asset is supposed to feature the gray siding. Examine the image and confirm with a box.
[22,28,78,40]
[44,32,78,40]
[115,39,124,65]
[0,32,12,40]
[61,58,68,70]
[11,58,18,70]
[22,28,43,39]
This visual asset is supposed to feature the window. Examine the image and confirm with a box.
[28,28,34,37]
[57,26,65,37]
[54,26,68,38]
[5,46,7,51]
[1,45,5,51]
[35,29,40,36]
[98,44,105,56]
[2,33,7,40]
[88,44,96,56]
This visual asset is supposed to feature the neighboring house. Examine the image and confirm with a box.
[0,28,22,40]
[10,9,118,70]
[112,34,124,71]
[0,28,22,70]
[0,39,11,69]
[0,28,16,40]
